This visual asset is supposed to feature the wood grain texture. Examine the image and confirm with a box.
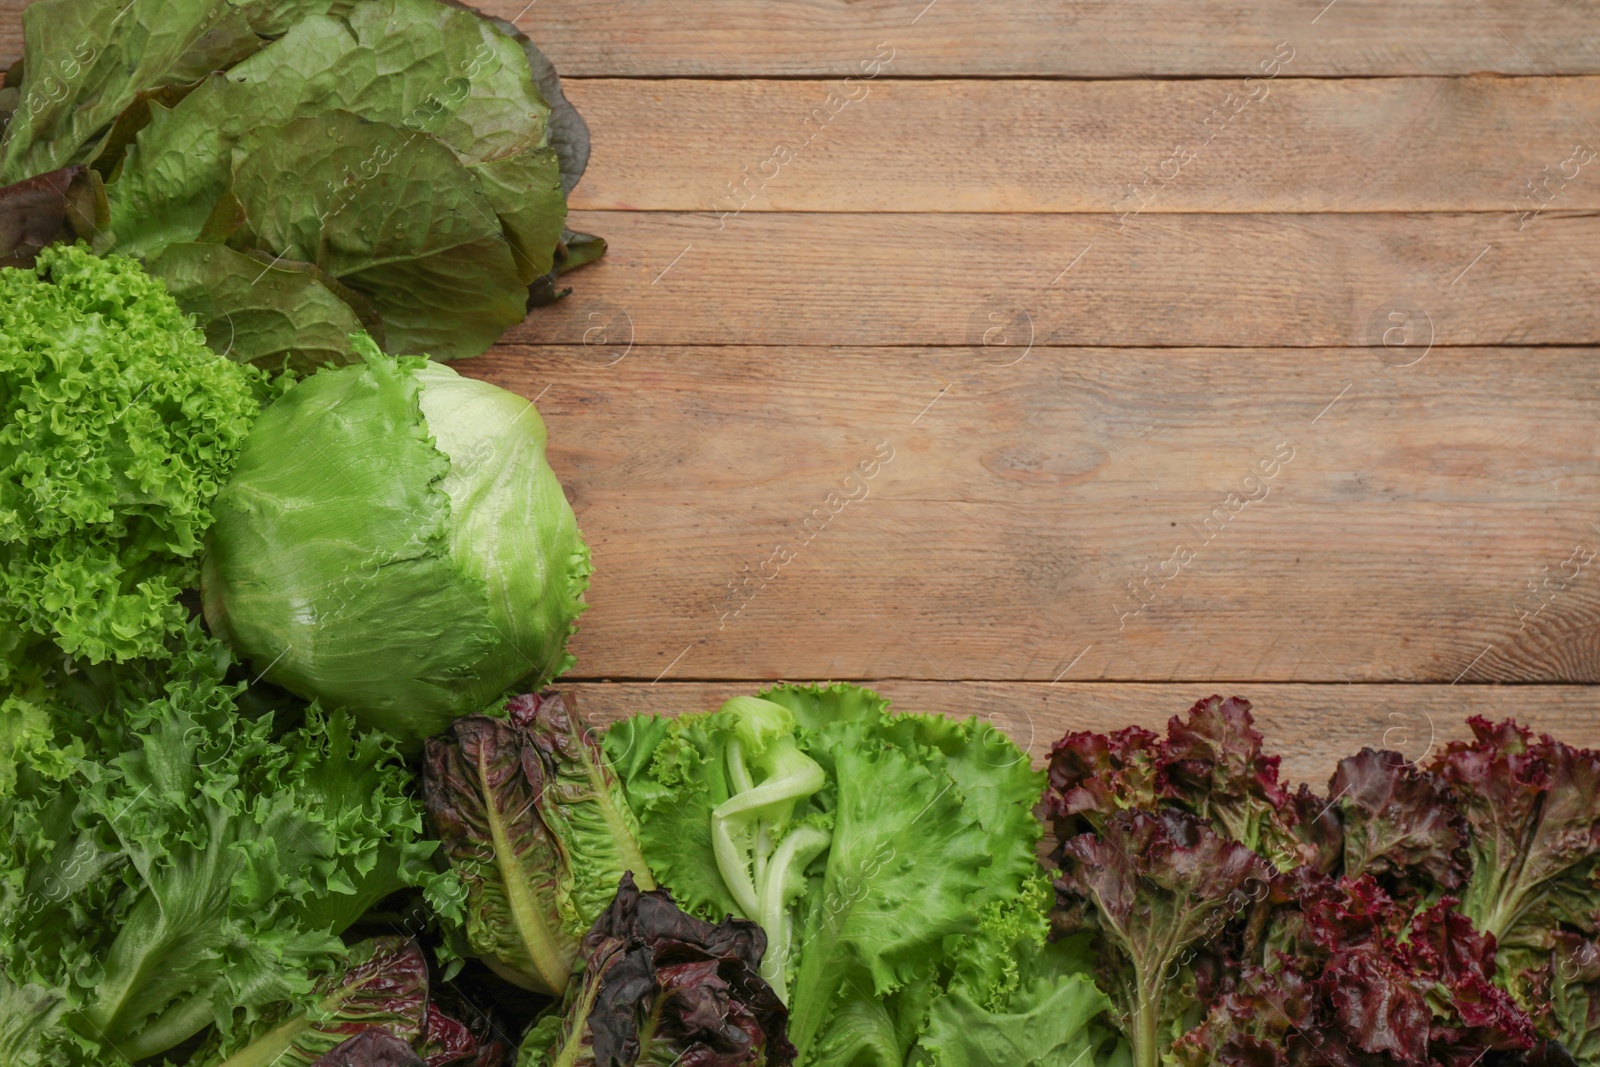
[516,210,1600,348]
[463,344,1600,685]
[9,0,1599,79]
[558,681,1600,787]
[486,0,1600,77]
[568,76,1600,214]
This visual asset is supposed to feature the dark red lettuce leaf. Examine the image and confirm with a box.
[529,873,795,1067]
[0,165,105,267]
[1330,750,1469,895]
[1046,724,1162,836]
[1053,808,1272,1067]
[1430,718,1600,1053]
[1433,718,1600,943]
[1045,697,1312,871]
[1159,696,1315,870]
[313,1029,428,1067]
[424,710,577,996]
[1222,875,1533,1065]
[416,1001,510,1067]
[423,692,656,999]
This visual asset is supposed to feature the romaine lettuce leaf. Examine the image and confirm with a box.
[423,692,655,998]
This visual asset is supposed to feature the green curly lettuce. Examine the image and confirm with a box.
[608,683,1103,1066]
[0,243,262,677]
[0,625,442,1064]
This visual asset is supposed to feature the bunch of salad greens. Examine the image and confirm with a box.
[0,624,445,1065]
[1046,695,1598,1066]
[0,0,602,367]
[607,683,1126,1067]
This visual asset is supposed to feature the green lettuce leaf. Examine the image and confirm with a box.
[785,743,991,1061]
[97,0,568,360]
[606,713,743,922]
[144,242,371,373]
[919,971,1122,1067]
[219,110,527,360]
[0,0,259,183]
[0,978,67,1067]
[0,627,440,1063]
[0,243,262,671]
[513,692,656,928]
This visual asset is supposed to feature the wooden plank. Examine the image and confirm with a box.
[8,0,1600,83]
[490,0,1600,77]
[568,77,1600,214]
[517,210,1600,347]
[464,344,1600,685]
[558,681,1600,788]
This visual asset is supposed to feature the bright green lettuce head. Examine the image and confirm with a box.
[0,243,262,679]
[201,334,589,742]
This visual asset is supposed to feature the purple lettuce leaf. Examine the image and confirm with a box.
[313,1029,428,1067]
[1053,808,1272,1067]
[424,710,577,996]
[1046,724,1162,837]
[423,692,657,999]
[523,873,795,1067]
[1329,749,1469,895]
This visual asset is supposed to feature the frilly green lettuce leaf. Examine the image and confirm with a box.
[0,244,262,668]
[785,744,991,1061]
[919,971,1123,1067]
[0,626,440,1063]
[606,712,743,922]
[0,978,67,1067]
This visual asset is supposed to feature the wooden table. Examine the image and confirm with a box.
[7,0,1600,784]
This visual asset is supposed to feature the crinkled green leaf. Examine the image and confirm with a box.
[0,0,255,183]
[920,971,1118,1067]
[145,242,370,373]
[0,626,439,1063]
[606,713,743,922]
[0,978,67,1066]
[786,744,991,1061]
[0,244,261,666]
[514,692,657,928]
[100,0,570,360]
[222,110,525,359]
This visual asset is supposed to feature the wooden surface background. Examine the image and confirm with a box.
[6,0,1600,784]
